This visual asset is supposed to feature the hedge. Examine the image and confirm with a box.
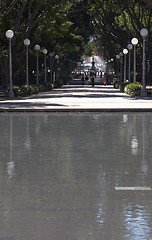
[12,82,54,97]
[124,83,142,96]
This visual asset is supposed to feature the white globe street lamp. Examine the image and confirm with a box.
[123,49,128,82]
[116,55,120,60]
[131,38,138,83]
[24,39,30,86]
[34,44,40,51]
[42,48,48,83]
[6,30,14,39]
[140,28,148,97]
[6,30,14,98]
[55,55,59,60]
[34,45,40,85]
[24,38,30,46]
[127,43,133,83]
[42,48,47,55]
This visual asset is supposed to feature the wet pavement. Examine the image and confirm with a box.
[1,85,152,111]
[0,112,152,240]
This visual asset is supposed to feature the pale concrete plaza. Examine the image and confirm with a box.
[1,85,152,112]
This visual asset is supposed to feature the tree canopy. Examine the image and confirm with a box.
[0,0,152,86]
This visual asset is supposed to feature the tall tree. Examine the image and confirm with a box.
[87,0,152,82]
[0,0,93,86]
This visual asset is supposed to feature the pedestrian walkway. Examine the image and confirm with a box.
[0,85,152,112]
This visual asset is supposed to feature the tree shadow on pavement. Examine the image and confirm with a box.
[0,102,68,109]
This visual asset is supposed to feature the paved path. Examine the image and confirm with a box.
[0,85,152,112]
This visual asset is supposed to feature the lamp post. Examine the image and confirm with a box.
[42,48,48,83]
[123,49,128,82]
[49,52,53,82]
[55,55,59,82]
[131,38,138,84]
[110,58,114,80]
[5,30,14,98]
[34,44,40,85]
[140,28,148,97]
[127,43,133,83]
[24,39,30,86]
[116,55,120,80]
[119,52,123,82]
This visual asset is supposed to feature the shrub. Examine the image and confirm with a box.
[12,82,53,97]
[39,82,53,91]
[124,83,142,96]
[28,85,39,95]
[12,85,39,97]
[12,85,22,97]
[119,82,128,92]
[54,80,63,88]
[20,85,30,96]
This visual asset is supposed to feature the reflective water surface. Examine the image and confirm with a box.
[0,112,152,240]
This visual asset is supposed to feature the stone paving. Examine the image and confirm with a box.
[0,85,152,111]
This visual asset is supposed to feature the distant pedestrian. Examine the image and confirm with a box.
[104,74,107,86]
[81,75,84,85]
[85,75,89,85]
[91,76,95,87]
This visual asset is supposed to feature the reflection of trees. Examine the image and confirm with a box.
[0,113,152,239]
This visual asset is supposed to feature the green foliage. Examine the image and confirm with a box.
[12,82,54,97]
[0,0,95,88]
[54,80,63,88]
[113,81,128,91]
[12,85,39,97]
[87,0,152,78]
[38,82,53,92]
[124,83,142,96]
[119,82,128,92]
[1,0,152,88]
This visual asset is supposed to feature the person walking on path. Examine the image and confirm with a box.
[81,74,84,85]
[85,75,89,85]
[104,73,107,86]
[91,76,95,87]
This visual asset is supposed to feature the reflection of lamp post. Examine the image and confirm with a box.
[127,43,133,83]
[140,28,148,97]
[55,55,59,82]
[42,48,48,83]
[34,44,40,85]
[116,55,120,80]
[24,39,30,86]
[141,114,148,176]
[131,38,138,84]
[49,52,53,82]
[7,115,15,179]
[6,30,14,98]
[123,49,128,82]
[119,52,123,82]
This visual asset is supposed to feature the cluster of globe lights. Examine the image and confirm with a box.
[5,29,60,97]
[116,28,148,60]
[115,28,148,94]
[5,28,149,97]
